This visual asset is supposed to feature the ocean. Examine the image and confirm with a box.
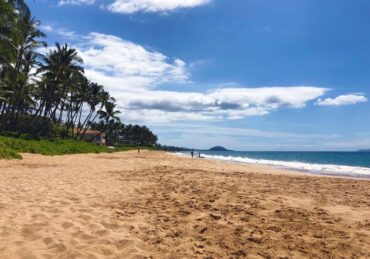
[181,151,370,178]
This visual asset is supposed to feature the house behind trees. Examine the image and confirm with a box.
[73,129,106,146]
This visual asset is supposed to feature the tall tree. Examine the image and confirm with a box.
[38,43,83,120]
[0,1,46,129]
[99,101,121,124]
[0,0,158,146]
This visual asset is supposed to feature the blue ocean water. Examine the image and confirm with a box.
[183,151,370,178]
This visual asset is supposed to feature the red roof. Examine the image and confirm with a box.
[72,128,104,135]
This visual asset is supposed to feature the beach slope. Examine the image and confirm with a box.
[0,151,369,258]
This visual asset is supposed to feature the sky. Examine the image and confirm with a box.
[27,0,370,151]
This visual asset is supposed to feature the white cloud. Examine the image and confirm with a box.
[40,24,76,38]
[58,0,95,6]
[76,32,188,91]
[107,0,211,14]
[315,94,367,106]
[116,87,328,123]
[42,29,329,123]
[40,25,53,32]
[57,0,211,13]
[54,31,328,123]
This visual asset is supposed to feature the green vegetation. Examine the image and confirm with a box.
[0,0,123,138]
[0,0,159,159]
[0,142,22,159]
[0,135,145,159]
[91,121,157,146]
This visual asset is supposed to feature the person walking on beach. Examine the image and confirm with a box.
[191,150,194,159]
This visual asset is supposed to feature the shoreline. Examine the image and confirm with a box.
[174,152,370,180]
[0,151,369,258]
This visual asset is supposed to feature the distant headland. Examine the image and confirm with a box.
[209,146,229,151]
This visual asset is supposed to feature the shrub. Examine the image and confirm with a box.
[0,135,141,159]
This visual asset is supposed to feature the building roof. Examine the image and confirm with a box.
[72,128,105,135]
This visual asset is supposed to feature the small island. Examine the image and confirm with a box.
[209,146,229,151]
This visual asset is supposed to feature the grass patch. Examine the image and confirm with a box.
[0,136,148,160]
[0,146,22,159]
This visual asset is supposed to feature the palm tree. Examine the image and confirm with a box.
[0,0,17,121]
[99,101,121,123]
[0,0,31,67]
[77,82,103,138]
[7,0,29,13]
[69,75,88,125]
[0,89,12,102]
[0,1,159,144]
[90,121,158,146]
[13,9,46,73]
[64,74,90,134]
[39,43,83,120]
[0,0,17,67]
[96,101,121,136]
[0,2,45,129]
[87,90,114,126]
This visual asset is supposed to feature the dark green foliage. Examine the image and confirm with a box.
[0,141,22,159]
[0,135,143,159]
[155,144,191,152]
[0,0,159,153]
[0,1,122,138]
[0,114,67,137]
[91,121,157,146]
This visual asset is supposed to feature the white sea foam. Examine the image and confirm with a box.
[200,154,370,177]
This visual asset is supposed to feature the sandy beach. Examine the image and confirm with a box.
[0,150,369,258]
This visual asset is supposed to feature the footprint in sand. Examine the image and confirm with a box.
[67,197,81,203]
[95,229,110,236]
[79,208,93,213]
[61,222,74,229]
[101,222,119,230]
[47,242,67,253]
[79,214,93,222]
[90,202,102,208]
[0,228,12,238]
[72,230,94,241]
[16,247,38,259]
[59,201,71,206]
[42,237,54,245]
[21,226,42,241]
[115,239,136,250]
[31,213,46,220]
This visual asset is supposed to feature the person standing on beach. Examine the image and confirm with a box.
[191,150,194,159]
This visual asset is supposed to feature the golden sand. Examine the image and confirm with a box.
[0,151,369,258]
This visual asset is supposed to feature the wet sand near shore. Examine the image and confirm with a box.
[0,151,369,258]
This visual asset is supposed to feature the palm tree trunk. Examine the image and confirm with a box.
[78,110,93,139]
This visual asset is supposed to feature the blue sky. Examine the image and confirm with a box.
[28,0,370,150]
